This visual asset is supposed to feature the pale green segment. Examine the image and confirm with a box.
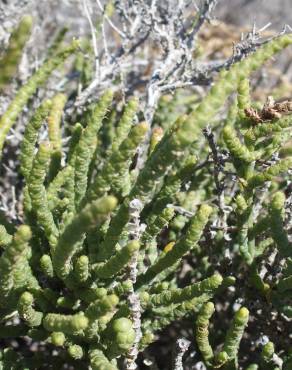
[89,349,118,370]
[143,294,211,334]
[50,331,66,346]
[67,122,83,165]
[245,365,259,370]
[43,313,88,334]
[17,291,43,327]
[0,225,13,247]
[139,206,175,273]
[105,317,135,358]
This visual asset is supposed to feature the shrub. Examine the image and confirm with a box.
[0,14,291,370]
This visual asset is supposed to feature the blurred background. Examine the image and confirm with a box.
[1,0,292,40]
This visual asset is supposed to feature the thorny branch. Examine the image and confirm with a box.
[187,0,218,46]
[82,0,100,79]
[74,0,288,126]
[75,0,222,114]
[172,338,191,370]
[203,125,231,235]
[125,199,145,370]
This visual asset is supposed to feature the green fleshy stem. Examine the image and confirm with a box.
[47,165,73,195]
[223,125,255,163]
[67,122,83,165]
[111,281,133,297]
[0,39,79,155]
[28,142,59,249]
[139,331,156,350]
[237,77,251,119]
[47,93,67,178]
[214,351,229,368]
[245,115,292,145]
[88,121,148,203]
[93,241,139,279]
[223,307,249,360]
[195,302,215,366]
[19,99,52,180]
[0,16,33,89]
[142,204,175,245]
[85,294,119,319]
[269,191,291,258]
[110,97,139,153]
[75,287,107,304]
[247,158,292,191]
[48,94,66,154]
[143,294,212,334]
[136,204,212,287]
[149,274,223,306]
[40,255,54,278]
[149,154,197,222]
[0,225,32,302]
[43,313,88,335]
[53,196,117,279]
[74,90,113,207]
